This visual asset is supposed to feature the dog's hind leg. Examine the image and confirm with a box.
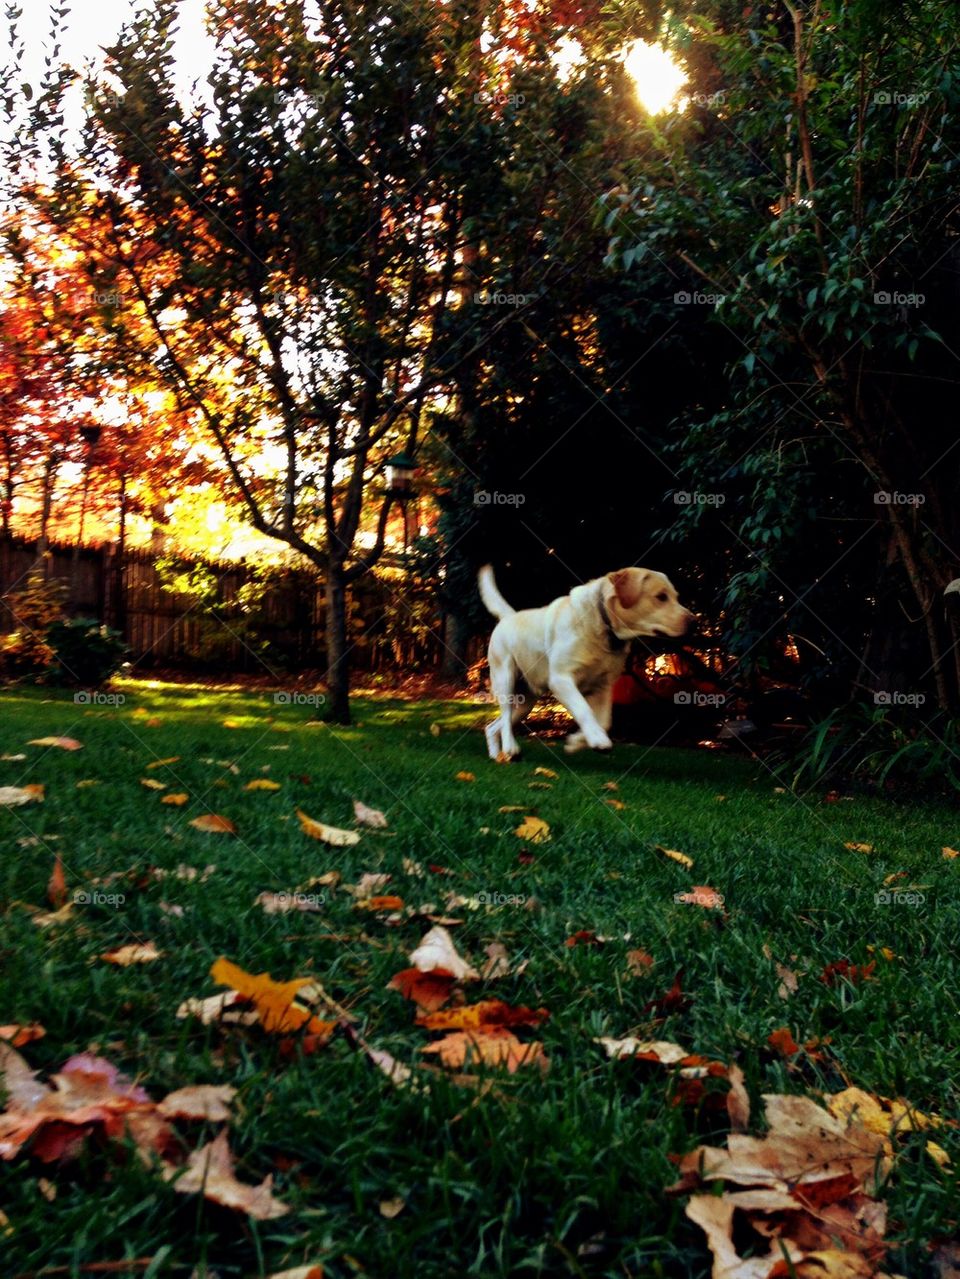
[488,656,523,758]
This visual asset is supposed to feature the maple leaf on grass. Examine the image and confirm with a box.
[0,1024,45,1048]
[164,1128,288,1219]
[514,815,550,843]
[387,967,457,1012]
[421,1028,547,1074]
[415,1000,548,1031]
[210,957,335,1040]
[353,798,388,828]
[409,925,479,979]
[0,784,44,807]
[158,1084,236,1122]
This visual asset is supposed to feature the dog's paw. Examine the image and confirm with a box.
[586,730,613,751]
[564,732,587,754]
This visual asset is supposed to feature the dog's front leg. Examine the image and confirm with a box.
[565,684,613,753]
[549,672,613,751]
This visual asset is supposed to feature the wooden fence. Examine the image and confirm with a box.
[0,536,450,672]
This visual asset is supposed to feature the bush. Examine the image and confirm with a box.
[0,570,66,679]
[789,703,960,795]
[45,618,127,687]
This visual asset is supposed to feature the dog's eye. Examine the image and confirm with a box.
[656,591,668,602]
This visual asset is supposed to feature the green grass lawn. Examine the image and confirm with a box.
[1,681,958,1278]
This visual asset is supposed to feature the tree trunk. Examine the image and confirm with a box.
[326,563,351,724]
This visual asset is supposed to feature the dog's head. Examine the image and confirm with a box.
[602,568,694,640]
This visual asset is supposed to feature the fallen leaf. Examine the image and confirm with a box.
[514,815,551,844]
[626,948,655,975]
[267,1266,324,1279]
[296,809,360,846]
[527,781,552,790]
[601,781,619,792]
[480,941,528,980]
[768,1027,800,1057]
[943,846,959,860]
[409,926,479,979]
[245,779,281,791]
[533,766,558,779]
[164,1128,288,1219]
[657,845,694,870]
[27,737,82,751]
[158,1084,236,1122]
[0,1024,45,1047]
[388,967,457,1012]
[421,1028,546,1073]
[140,777,167,791]
[0,784,44,807]
[565,929,603,947]
[176,991,259,1027]
[726,1063,750,1132]
[75,779,99,789]
[416,1000,548,1031]
[355,895,405,912]
[146,757,180,769]
[189,814,237,835]
[820,960,876,987]
[100,942,163,966]
[379,1196,406,1219]
[162,793,189,806]
[844,842,874,853]
[47,854,67,909]
[210,957,334,1039]
[455,771,475,782]
[498,805,526,813]
[353,799,388,828]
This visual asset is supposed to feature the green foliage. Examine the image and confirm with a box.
[44,617,127,686]
[790,702,960,795]
[156,557,278,669]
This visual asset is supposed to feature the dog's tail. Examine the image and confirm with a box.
[478,564,515,620]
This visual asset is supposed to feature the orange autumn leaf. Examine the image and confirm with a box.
[47,854,67,909]
[357,895,406,915]
[27,736,82,751]
[387,967,457,1012]
[0,1023,45,1047]
[295,809,360,846]
[565,929,603,947]
[162,793,189,806]
[189,814,237,834]
[210,957,333,1039]
[454,770,476,783]
[820,959,876,987]
[100,942,163,966]
[146,757,180,769]
[844,842,874,853]
[416,1000,548,1031]
[605,798,626,810]
[421,1028,546,1073]
[767,1027,800,1057]
[656,845,694,870]
[163,1128,288,1219]
[626,948,655,975]
[943,846,959,860]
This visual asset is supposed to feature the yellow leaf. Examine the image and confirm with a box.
[455,771,475,783]
[605,798,626,811]
[147,757,180,769]
[844,842,874,853]
[100,942,163,965]
[210,957,333,1038]
[189,814,237,834]
[244,779,281,791]
[943,846,959,860]
[162,793,189,806]
[601,781,619,792]
[296,809,360,846]
[514,816,551,844]
[656,845,694,870]
[140,778,167,790]
[533,767,558,779]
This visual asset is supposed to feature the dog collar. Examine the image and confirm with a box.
[598,594,629,651]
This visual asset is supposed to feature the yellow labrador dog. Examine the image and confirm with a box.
[479,565,693,759]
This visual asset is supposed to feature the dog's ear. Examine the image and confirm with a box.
[607,568,649,610]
